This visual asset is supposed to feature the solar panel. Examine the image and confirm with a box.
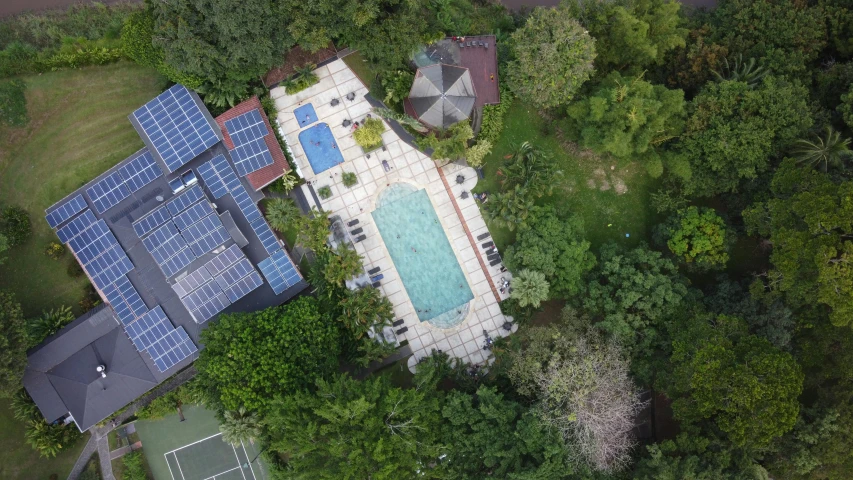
[229,137,274,176]
[132,84,219,173]
[161,246,197,278]
[203,244,244,277]
[197,156,228,199]
[173,267,213,298]
[224,109,268,147]
[182,214,229,257]
[75,230,119,265]
[67,220,111,260]
[86,244,134,289]
[250,216,280,255]
[258,248,302,294]
[45,194,88,229]
[214,257,255,290]
[151,327,197,372]
[103,275,148,325]
[173,200,213,231]
[56,210,96,243]
[181,279,231,323]
[232,185,262,222]
[133,204,172,238]
[126,306,172,351]
[86,171,131,214]
[167,185,204,215]
[119,149,163,193]
[223,271,263,303]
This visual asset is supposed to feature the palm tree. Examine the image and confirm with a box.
[264,198,301,233]
[483,185,536,231]
[324,244,363,286]
[279,171,299,194]
[712,54,767,88]
[220,407,263,446]
[500,141,562,197]
[28,305,73,346]
[338,288,394,339]
[793,127,853,172]
[510,269,550,308]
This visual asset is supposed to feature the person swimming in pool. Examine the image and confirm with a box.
[412,247,417,253]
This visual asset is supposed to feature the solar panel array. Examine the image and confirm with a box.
[86,171,130,214]
[56,210,96,243]
[45,194,87,229]
[58,216,134,290]
[103,275,148,325]
[148,327,197,372]
[133,205,172,238]
[167,185,204,215]
[183,214,230,257]
[118,150,163,193]
[197,154,240,199]
[225,109,274,176]
[174,245,263,323]
[250,216,280,255]
[258,248,302,295]
[232,185,262,222]
[132,85,219,173]
[123,306,198,373]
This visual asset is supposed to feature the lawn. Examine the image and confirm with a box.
[473,100,661,253]
[0,398,90,480]
[0,62,166,317]
[341,51,381,97]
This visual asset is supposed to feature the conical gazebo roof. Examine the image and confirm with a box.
[408,64,476,130]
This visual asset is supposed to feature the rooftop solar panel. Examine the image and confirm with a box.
[133,204,172,238]
[232,185,262,222]
[224,109,268,147]
[181,279,231,323]
[126,306,172,351]
[214,257,255,290]
[161,246,196,278]
[258,248,302,295]
[45,194,88,229]
[56,210,96,243]
[173,200,213,231]
[197,158,228,199]
[250,216,280,255]
[86,244,134,289]
[67,220,110,257]
[182,214,229,257]
[75,230,119,265]
[229,137,274,176]
[102,275,148,325]
[203,244,244,277]
[223,271,263,303]
[173,267,213,298]
[119,150,163,193]
[132,85,219,173]
[166,185,204,216]
[86,171,131,214]
[146,327,197,372]
[142,221,180,253]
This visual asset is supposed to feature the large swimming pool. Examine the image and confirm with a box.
[372,183,473,329]
[298,123,343,174]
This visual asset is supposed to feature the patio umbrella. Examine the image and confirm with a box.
[408,64,476,130]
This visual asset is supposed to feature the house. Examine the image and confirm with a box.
[25,86,307,431]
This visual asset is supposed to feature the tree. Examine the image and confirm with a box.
[585,243,689,357]
[219,407,263,445]
[353,117,385,150]
[337,286,394,341]
[0,79,28,127]
[792,126,853,172]
[743,159,853,325]
[25,418,80,458]
[465,140,491,168]
[504,327,644,472]
[296,208,330,252]
[0,291,27,398]
[195,297,340,412]
[667,315,803,448]
[499,142,563,198]
[658,206,730,271]
[680,76,811,196]
[482,185,536,231]
[510,269,549,308]
[841,84,853,130]
[505,6,596,109]
[563,0,687,71]
[439,386,572,478]
[27,305,74,346]
[0,205,31,247]
[504,207,595,298]
[323,244,363,286]
[264,198,300,232]
[420,122,474,164]
[564,71,685,162]
[122,451,147,480]
[0,233,8,265]
[278,171,299,194]
[711,54,768,87]
[703,278,794,350]
[265,374,441,479]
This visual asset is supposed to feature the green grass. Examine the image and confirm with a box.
[473,100,661,253]
[0,399,90,480]
[341,51,381,94]
[111,446,153,480]
[0,62,166,317]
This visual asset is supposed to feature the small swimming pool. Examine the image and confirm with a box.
[294,103,317,127]
[372,183,473,329]
[298,123,343,174]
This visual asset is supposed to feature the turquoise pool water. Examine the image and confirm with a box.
[372,183,473,328]
[298,123,343,173]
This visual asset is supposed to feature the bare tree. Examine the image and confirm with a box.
[505,325,645,473]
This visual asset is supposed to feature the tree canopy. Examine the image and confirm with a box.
[659,206,730,271]
[0,291,27,397]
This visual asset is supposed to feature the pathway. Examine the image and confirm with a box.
[110,441,143,460]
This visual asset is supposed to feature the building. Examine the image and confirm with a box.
[24,86,307,432]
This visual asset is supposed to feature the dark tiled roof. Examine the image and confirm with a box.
[215,97,291,191]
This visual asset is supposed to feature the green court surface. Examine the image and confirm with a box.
[135,405,267,480]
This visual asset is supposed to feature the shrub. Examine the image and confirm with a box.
[284,65,319,94]
[67,260,83,277]
[122,451,146,480]
[79,285,100,313]
[419,122,474,163]
[478,87,512,144]
[0,79,28,127]
[353,118,385,151]
[342,172,358,188]
[317,186,332,199]
[381,70,413,107]
[25,418,80,458]
[466,140,492,167]
[44,242,65,260]
[0,205,31,246]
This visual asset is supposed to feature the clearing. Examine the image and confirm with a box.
[0,61,165,317]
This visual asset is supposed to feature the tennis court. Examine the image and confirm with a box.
[164,433,260,480]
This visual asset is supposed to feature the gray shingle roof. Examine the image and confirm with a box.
[408,64,476,130]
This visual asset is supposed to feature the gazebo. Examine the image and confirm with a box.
[407,63,476,130]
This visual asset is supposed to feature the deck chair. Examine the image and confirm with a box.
[367,266,381,275]
[350,227,363,235]
[347,219,359,227]
[392,319,405,327]
[372,281,381,288]
[482,241,494,249]
[355,234,367,242]
[476,232,491,241]
[396,326,409,334]
[371,274,384,283]
[489,258,501,266]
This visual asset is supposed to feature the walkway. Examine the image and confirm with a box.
[110,441,143,460]
[66,366,197,480]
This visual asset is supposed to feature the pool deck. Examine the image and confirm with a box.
[271,59,515,370]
